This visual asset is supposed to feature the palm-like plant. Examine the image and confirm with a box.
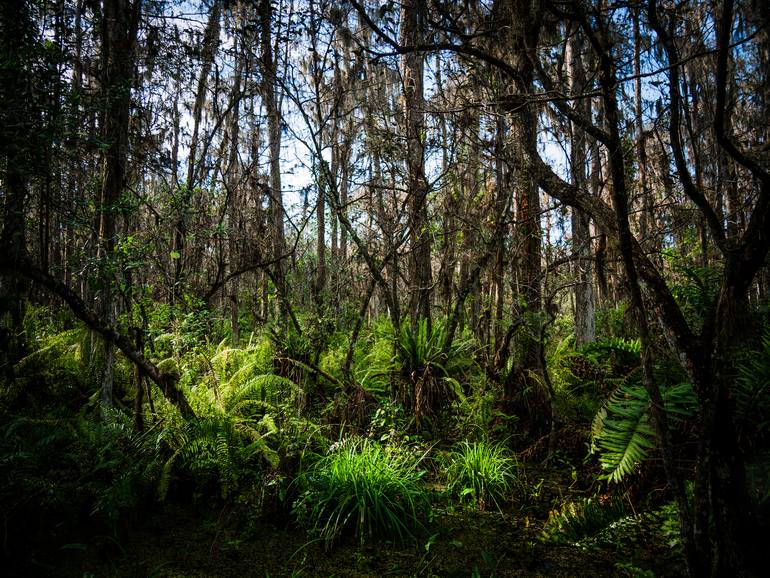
[394,317,476,427]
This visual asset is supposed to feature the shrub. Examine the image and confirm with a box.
[444,439,519,511]
[293,438,431,545]
[393,317,476,428]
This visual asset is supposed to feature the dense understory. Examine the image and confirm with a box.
[3,301,768,576]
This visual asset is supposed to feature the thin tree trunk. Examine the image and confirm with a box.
[567,25,595,347]
[260,0,286,326]
[172,1,220,303]
[400,0,432,328]
[96,0,141,413]
[226,31,243,345]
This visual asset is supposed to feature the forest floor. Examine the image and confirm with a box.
[21,464,684,578]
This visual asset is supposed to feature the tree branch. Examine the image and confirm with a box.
[1,259,196,419]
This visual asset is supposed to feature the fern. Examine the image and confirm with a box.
[225,374,301,415]
[591,381,656,483]
[591,380,696,483]
[735,330,770,441]
[543,496,630,545]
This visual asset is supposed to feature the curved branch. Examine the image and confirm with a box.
[348,0,524,84]
[1,259,196,419]
[714,0,770,185]
[647,0,728,252]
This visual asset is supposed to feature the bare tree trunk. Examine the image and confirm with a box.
[226,29,243,345]
[260,0,286,325]
[0,2,31,355]
[172,0,220,304]
[567,25,595,347]
[96,0,141,413]
[400,0,432,328]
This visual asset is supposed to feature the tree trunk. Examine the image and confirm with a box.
[567,26,595,347]
[260,0,286,326]
[173,0,221,303]
[96,0,141,413]
[400,0,432,328]
[226,29,243,345]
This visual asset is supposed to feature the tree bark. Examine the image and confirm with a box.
[96,0,141,412]
[172,0,221,303]
[566,24,595,347]
[260,0,286,326]
[400,0,432,328]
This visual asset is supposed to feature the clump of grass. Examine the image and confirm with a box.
[293,438,431,545]
[445,439,519,511]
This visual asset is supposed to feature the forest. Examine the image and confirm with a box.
[1,0,769,576]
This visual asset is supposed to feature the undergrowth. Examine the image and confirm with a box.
[292,438,431,546]
[444,439,520,511]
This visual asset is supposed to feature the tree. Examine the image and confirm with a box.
[400,0,432,328]
[95,0,141,411]
[350,0,769,574]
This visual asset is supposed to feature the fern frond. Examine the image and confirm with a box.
[225,374,300,414]
[591,380,696,483]
[543,496,630,544]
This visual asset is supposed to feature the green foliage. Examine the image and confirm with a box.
[450,377,514,440]
[662,248,722,330]
[444,439,519,511]
[0,408,162,552]
[366,399,412,443]
[591,380,696,483]
[157,413,278,500]
[595,303,635,340]
[14,327,89,381]
[224,374,301,417]
[355,320,396,395]
[293,438,431,545]
[544,494,684,575]
[393,317,476,427]
[271,324,311,362]
[735,329,770,444]
[549,337,642,425]
[542,496,630,545]
[578,338,641,374]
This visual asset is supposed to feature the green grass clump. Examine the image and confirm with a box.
[294,438,431,545]
[445,440,519,511]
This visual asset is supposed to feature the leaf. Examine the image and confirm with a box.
[169,251,181,260]
[591,380,696,483]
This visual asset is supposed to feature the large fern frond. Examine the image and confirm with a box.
[224,374,301,415]
[591,380,696,483]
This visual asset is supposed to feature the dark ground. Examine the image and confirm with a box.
[10,469,684,578]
